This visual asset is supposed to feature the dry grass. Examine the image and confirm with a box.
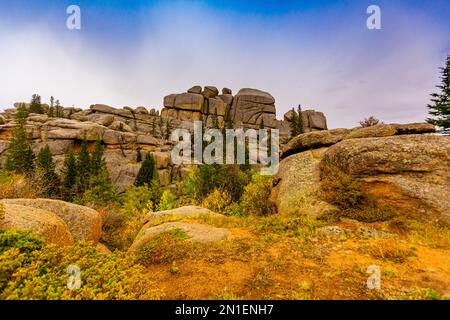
[0,173,37,199]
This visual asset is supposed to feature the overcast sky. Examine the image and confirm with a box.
[1,0,449,128]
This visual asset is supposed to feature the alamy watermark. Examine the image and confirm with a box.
[66,5,81,30]
[367,5,381,30]
[170,121,280,175]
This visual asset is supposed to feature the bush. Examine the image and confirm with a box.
[240,173,275,216]
[201,189,232,213]
[78,167,118,207]
[359,116,380,127]
[0,171,38,199]
[182,164,250,203]
[156,189,177,211]
[0,229,45,255]
[0,242,161,300]
[121,184,156,220]
[321,169,394,222]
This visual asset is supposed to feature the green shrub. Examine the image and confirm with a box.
[0,229,45,255]
[240,173,275,216]
[156,189,177,211]
[181,164,250,203]
[121,184,157,220]
[78,167,118,207]
[0,242,161,300]
[201,189,232,213]
[320,168,394,222]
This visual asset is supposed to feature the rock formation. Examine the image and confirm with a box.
[0,86,328,191]
[272,123,450,227]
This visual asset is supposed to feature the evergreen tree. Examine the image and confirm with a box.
[135,152,157,187]
[427,55,450,134]
[55,99,62,117]
[82,165,117,206]
[211,110,219,129]
[35,144,60,197]
[90,139,104,176]
[4,105,34,174]
[62,149,77,201]
[225,108,233,129]
[289,107,299,138]
[136,147,142,163]
[29,94,44,114]
[48,96,55,117]
[165,119,173,140]
[76,137,91,193]
[297,104,305,134]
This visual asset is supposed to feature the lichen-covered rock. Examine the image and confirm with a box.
[1,199,103,243]
[321,135,450,226]
[0,203,74,246]
[129,222,229,252]
[271,148,335,215]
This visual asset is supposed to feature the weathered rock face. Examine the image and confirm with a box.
[272,124,447,227]
[0,202,74,246]
[1,199,102,243]
[270,148,335,215]
[231,88,276,129]
[281,123,436,159]
[321,135,450,226]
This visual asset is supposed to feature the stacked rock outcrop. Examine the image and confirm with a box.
[0,85,328,191]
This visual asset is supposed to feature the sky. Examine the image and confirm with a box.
[0,0,449,128]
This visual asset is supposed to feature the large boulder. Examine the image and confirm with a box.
[0,199,103,243]
[231,88,276,127]
[0,203,74,246]
[129,222,229,252]
[187,85,202,94]
[141,206,223,227]
[173,93,204,111]
[321,135,450,226]
[271,148,335,215]
[202,86,219,99]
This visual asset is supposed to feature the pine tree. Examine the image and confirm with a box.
[225,108,233,129]
[4,104,34,174]
[82,165,117,206]
[90,139,104,176]
[135,152,157,187]
[55,99,62,117]
[29,94,44,114]
[297,104,304,134]
[427,55,450,134]
[136,147,142,162]
[289,107,299,138]
[212,110,219,129]
[76,137,91,193]
[62,149,77,201]
[35,144,60,196]
[48,96,55,117]
[165,119,173,140]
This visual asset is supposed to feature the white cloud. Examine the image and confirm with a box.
[0,2,447,128]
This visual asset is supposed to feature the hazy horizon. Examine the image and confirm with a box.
[1,0,449,128]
